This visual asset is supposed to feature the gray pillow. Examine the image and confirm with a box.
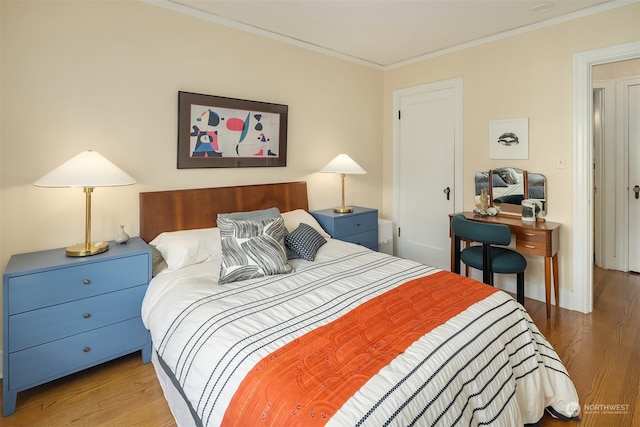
[217,207,280,223]
[150,245,167,277]
[218,216,291,284]
[216,208,302,260]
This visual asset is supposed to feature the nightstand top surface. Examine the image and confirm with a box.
[311,206,378,218]
[4,237,150,276]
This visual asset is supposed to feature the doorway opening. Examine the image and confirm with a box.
[574,41,640,314]
[593,66,640,274]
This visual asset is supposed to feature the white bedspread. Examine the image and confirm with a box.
[142,239,579,426]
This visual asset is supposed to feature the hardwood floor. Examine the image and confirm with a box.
[1,267,637,426]
[0,351,175,427]
[527,267,640,427]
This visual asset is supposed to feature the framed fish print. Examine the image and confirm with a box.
[489,118,529,160]
[177,92,288,168]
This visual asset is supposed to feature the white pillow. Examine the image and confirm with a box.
[149,227,221,272]
[281,209,330,239]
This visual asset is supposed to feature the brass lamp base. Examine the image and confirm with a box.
[65,187,110,257]
[66,241,109,257]
[333,206,354,213]
[332,173,355,213]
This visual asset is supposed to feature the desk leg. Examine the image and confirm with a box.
[544,257,552,318]
[552,253,559,307]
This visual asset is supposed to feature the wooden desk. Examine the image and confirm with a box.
[449,212,560,318]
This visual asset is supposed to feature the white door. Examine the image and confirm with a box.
[394,80,462,270]
[627,80,640,272]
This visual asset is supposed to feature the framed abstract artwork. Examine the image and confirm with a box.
[489,118,529,160]
[177,92,288,168]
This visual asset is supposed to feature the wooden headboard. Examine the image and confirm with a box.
[139,181,309,242]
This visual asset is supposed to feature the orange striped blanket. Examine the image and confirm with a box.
[222,271,497,426]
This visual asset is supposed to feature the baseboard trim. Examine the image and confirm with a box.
[464,270,578,312]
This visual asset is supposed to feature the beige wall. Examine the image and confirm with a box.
[382,3,640,295]
[593,57,640,79]
[0,0,383,270]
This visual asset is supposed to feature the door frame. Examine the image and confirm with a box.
[573,41,640,313]
[392,78,464,260]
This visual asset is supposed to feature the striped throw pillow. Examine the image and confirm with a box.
[218,216,291,284]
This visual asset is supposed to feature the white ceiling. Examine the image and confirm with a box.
[156,0,627,68]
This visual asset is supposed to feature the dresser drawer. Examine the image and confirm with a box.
[514,229,548,256]
[332,213,377,237]
[7,254,149,314]
[311,207,379,252]
[338,230,378,251]
[9,285,147,352]
[8,317,149,390]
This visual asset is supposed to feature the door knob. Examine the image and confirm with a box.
[634,185,639,200]
[443,187,451,201]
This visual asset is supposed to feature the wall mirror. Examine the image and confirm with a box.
[474,168,546,216]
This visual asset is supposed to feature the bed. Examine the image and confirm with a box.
[139,182,579,426]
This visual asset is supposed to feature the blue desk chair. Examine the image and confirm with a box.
[451,214,527,305]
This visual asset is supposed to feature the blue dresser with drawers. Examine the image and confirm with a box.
[2,237,152,416]
[310,206,378,251]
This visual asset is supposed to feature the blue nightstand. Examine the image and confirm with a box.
[310,206,378,251]
[2,237,152,416]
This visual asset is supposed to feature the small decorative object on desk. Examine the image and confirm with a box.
[480,188,490,212]
[521,199,542,222]
[474,189,500,217]
[521,199,540,222]
[473,206,500,217]
[115,225,130,244]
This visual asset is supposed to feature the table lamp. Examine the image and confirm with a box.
[34,150,136,256]
[320,154,366,213]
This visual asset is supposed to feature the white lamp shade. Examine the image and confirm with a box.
[34,150,136,188]
[320,154,366,174]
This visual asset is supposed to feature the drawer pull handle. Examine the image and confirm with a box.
[525,245,537,249]
[524,233,536,236]
[83,279,91,285]
[83,347,91,353]
[83,313,91,319]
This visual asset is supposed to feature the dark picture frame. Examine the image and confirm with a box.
[178,91,288,168]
